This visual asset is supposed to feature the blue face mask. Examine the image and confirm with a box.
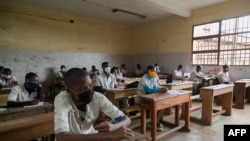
[28,82,39,89]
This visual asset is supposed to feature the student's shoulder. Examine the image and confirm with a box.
[55,91,70,102]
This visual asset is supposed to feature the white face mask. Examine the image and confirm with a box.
[105,67,111,73]
[62,68,66,72]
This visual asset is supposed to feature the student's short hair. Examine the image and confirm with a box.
[60,65,65,69]
[64,68,89,87]
[196,65,202,70]
[223,64,229,69]
[102,62,109,68]
[147,65,154,71]
[3,68,12,74]
[178,65,183,70]
[25,72,38,80]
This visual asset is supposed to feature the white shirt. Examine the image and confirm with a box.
[135,69,144,76]
[0,75,17,86]
[154,66,160,73]
[137,74,160,96]
[8,85,38,102]
[218,71,230,83]
[189,70,205,83]
[95,72,117,89]
[54,91,124,134]
[173,69,183,79]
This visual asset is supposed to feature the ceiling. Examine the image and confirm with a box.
[10,0,227,25]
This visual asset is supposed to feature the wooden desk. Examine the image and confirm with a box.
[0,88,11,106]
[0,112,54,141]
[190,84,234,125]
[124,78,140,84]
[163,81,193,91]
[106,88,139,118]
[202,76,216,87]
[0,102,53,121]
[140,90,191,141]
[233,79,250,109]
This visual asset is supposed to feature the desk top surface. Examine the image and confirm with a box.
[235,79,250,83]
[0,88,12,94]
[166,81,194,85]
[0,102,53,115]
[200,84,234,90]
[106,88,137,92]
[139,90,191,101]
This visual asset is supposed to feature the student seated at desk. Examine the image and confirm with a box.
[218,64,233,84]
[111,66,124,83]
[135,64,144,77]
[7,72,44,107]
[56,65,67,80]
[54,68,133,141]
[96,62,117,89]
[173,65,184,81]
[89,65,100,80]
[137,65,168,132]
[0,68,18,88]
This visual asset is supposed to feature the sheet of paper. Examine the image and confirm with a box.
[167,90,181,95]
[24,102,44,108]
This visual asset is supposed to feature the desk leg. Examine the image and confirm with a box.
[201,92,213,125]
[221,92,232,116]
[175,105,180,126]
[183,102,190,131]
[151,104,157,141]
[233,84,245,109]
[141,105,146,134]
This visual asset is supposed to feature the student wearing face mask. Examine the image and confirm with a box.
[95,62,117,89]
[56,65,67,80]
[54,68,133,141]
[218,64,232,84]
[0,68,18,88]
[7,72,44,107]
[137,65,168,132]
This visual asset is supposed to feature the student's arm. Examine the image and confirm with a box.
[56,126,133,141]
[144,85,159,94]
[7,86,39,107]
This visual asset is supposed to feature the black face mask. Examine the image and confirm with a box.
[70,87,94,105]
[78,89,94,105]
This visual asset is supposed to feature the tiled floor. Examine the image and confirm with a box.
[131,101,250,141]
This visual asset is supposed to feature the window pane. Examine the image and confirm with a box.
[237,15,250,32]
[221,33,250,50]
[193,53,218,65]
[221,18,236,34]
[193,22,219,37]
[219,50,250,65]
[193,38,218,51]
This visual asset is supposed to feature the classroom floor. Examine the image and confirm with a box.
[131,101,250,141]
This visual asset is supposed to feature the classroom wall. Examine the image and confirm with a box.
[131,0,250,80]
[0,0,134,94]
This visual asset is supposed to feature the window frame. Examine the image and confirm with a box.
[191,14,250,66]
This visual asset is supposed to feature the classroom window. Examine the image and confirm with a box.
[192,15,250,65]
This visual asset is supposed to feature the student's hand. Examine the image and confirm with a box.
[95,121,117,132]
[31,99,40,105]
[109,126,134,141]
[159,87,168,93]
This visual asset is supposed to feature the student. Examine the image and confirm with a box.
[7,72,44,107]
[89,65,100,79]
[111,66,124,83]
[120,64,128,77]
[0,68,18,88]
[54,68,133,141]
[137,65,168,132]
[173,65,184,81]
[96,62,117,89]
[189,65,206,83]
[154,63,161,74]
[56,65,67,80]
[217,64,233,84]
[135,64,144,77]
